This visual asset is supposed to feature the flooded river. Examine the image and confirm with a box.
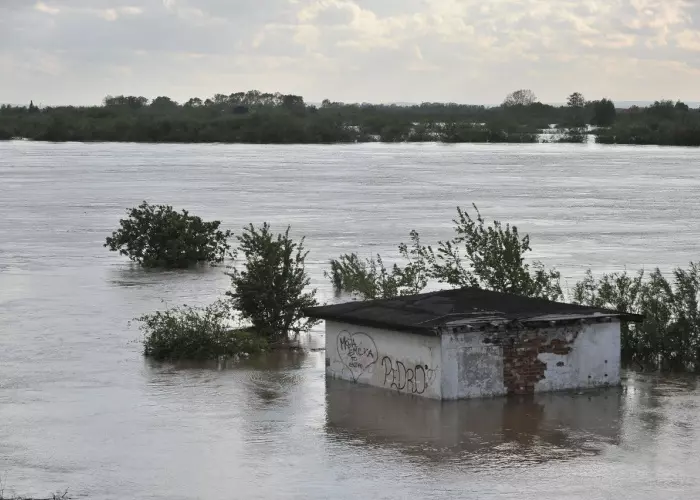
[1,141,700,499]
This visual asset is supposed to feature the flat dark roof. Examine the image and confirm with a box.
[305,287,644,335]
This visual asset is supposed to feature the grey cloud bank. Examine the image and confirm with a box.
[2,0,700,105]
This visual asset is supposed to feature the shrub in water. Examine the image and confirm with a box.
[329,204,562,301]
[327,230,429,300]
[572,264,700,372]
[105,201,232,268]
[139,301,267,361]
[226,223,319,342]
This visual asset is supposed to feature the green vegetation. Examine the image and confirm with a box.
[131,220,317,361]
[3,89,698,145]
[0,484,69,500]
[105,202,231,269]
[591,98,617,127]
[139,302,267,361]
[329,205,562,301]
[226,224,319,343]
[327,230,429,300]
[596,100,700,146]
[112,199,700,370]
[329,206,700,372]
[0,494,69,500]
[573,266,700,372]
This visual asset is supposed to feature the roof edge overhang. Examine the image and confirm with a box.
[442,312,644,326]
[305,309,644,336]
[304,311,439,336]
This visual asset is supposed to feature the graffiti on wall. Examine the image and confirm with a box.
[337,331,378,382]
[381,356,438,395]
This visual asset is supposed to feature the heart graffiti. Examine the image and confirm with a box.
[336,331,378,382]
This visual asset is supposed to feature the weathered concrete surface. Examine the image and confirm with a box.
[325,321,442,399]
[536,322,621,392]
[326,319,621,399]
[441,332,506,399]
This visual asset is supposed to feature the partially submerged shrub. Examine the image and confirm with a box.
[226,224,319,342]
[0,487,70,500]
[329,205,562,301]
[139,301,267,361]
[105,201,232,268]
[572,264,700,372]
[424,205,562,300]
[327,230,428,300]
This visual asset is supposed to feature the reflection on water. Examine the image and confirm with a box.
[326,379,621,466]
[143,349,310,372]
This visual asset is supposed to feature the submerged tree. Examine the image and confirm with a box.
[572,264,700,372]
[426,205,562,300]
[327,231,429,300]
[226,224,318,342]
[139,301,267,361]
[105,202,232,268]
[329,205,562,301]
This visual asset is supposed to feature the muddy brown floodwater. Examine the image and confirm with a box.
[1,141,700,499]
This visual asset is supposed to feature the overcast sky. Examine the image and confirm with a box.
[2,0,700,106]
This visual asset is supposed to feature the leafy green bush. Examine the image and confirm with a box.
[572,264,700,372]
[105,201,231,268]
[139,301,267,361]
[329,205,562,301]
[426,205,562,300]
[226,224,319,342]
[327,231,428,300]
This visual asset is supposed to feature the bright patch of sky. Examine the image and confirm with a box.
[2,0,700,105]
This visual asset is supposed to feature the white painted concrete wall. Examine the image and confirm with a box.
[325,321,442,399]
[326,319,620,400]
[441,321,621,399]
[535,321,621,392]
[441,332,506,399]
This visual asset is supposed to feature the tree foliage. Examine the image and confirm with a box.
[226,224,318,342]
[105,201,231,268]
[104,95,149,109]
[3,89,700,145]
[424,205,562,300]
[567,92,586,108]
[591,98,617,126]
[595,99,700,146]
[572,264,700,372]
[329,205,562,301]
[503,89,538,107]
[675,100,690,112]
[139,301,267,361]
[327,231,429,300]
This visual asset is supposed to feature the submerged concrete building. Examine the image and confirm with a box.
[305,288,642,400]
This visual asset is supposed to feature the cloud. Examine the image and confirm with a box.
[1,0,700,105]
[35,2,61,15]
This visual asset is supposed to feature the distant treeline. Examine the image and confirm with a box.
[1,89,700,146]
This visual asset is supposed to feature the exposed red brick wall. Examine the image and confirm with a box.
[483,327,580,395]
[503,343,546,395]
